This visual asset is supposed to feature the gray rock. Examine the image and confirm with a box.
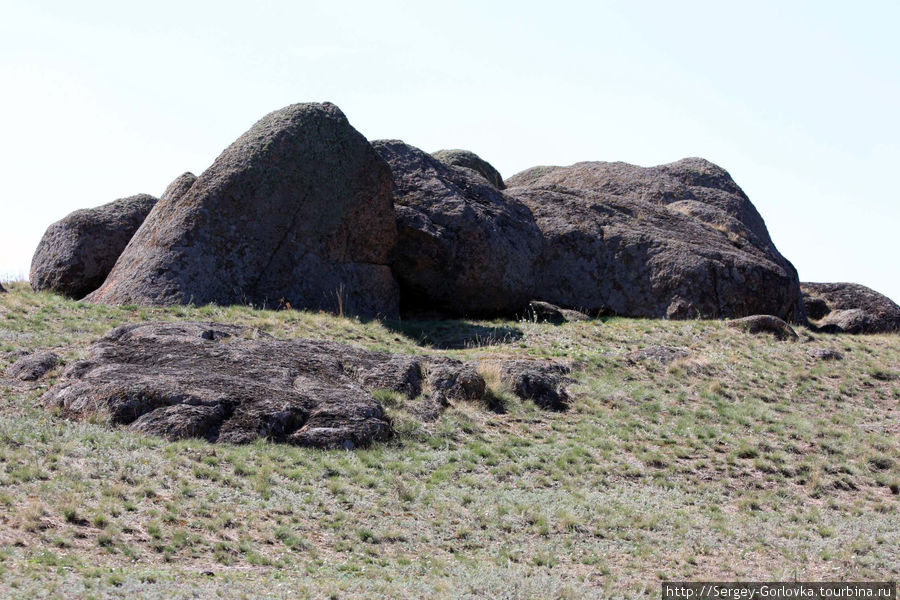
[625,345,691,365]
[41,322,400,448]
[802,282,900,334]
[809,348,844,361]
[30,195,158,299]
[498,360,571,411]
[728,315,798,341]
[88,103,400,319]
[160,172,197,204]
[425,361,486,405]
[431,149,506,189]
[506,158,804,322]
[373,140,542,316]
[8,351,60,381]
[525,300,590,324]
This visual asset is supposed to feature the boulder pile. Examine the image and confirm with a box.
[28,101,895,330]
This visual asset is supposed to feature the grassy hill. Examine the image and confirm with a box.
[1,282,897,599]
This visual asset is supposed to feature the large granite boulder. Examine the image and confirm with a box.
[373,140,542,316]
[30,194,158,299]
[431,149,506,189]
[505,158,805,322]
[88,103,400,319]
[802,282,900,334]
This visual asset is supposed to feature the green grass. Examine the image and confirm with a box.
[0,281,898,598]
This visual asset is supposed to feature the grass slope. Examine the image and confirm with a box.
[1,282,898,599]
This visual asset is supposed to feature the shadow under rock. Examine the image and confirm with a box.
[385,318,524,350]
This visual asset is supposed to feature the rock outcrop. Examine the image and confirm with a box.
[802,282,900,334]
[525,300,590,324]
[506,158,804,322]
[8,351,60,381]
[42,322,571,447]
[373,140,542,316]
[30,195,158,299]
[727,315,798,341]
[87,103,400,319]
[431,149,506,189]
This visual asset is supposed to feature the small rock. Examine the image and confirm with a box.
[498,360,572,411]
[425,362,486,405]
[727,315,798,341]
[808,348,844,361]
[625,345,691,365]
[8,352,60,381]
[525,301,590,324]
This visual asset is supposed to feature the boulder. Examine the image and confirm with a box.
[802,282,900,334]
[506,158,804,322]
[8,351,60,381]
[498,360,571,411]
[431,149,506,189]
[373,140,542,316]
[87,103,400,319]
[525,300,590,324]
[727,315,798,341]
[30,195,158,299]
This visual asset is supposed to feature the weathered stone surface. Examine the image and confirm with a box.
[30,195,158,299]
[160,172,197,204]
[504,166,563,188]
[425,361,486,405]
[506,158,804,322]
[809,348,844,361]
[498,360,571,411]
[40,322,573,446]
[728,315,798,341]
[525,300,590,324]
[802,282,900,334]
[431,149,506,189]
[41,322,402,447]
[373,140,542,316]
[8,351,60,381]
[88,103,399,319]
[626,345,691,365]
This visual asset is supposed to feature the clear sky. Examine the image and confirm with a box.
[1,0,897,302]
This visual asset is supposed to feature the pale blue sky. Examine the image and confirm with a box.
[1,0,897,302]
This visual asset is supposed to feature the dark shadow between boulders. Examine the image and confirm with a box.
[385,319,524,350]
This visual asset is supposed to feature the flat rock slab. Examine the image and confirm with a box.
[41,322,572,448]
[41,322,421,448]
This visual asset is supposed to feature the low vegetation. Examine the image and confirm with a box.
[1,282,898,599]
